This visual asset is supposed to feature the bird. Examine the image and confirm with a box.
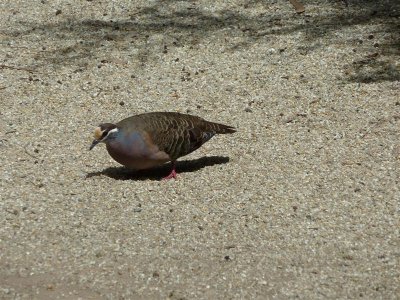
[89,112,236,179]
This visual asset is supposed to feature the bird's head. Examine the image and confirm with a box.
[89,123,119,150]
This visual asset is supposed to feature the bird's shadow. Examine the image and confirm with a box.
[85,156,230,181]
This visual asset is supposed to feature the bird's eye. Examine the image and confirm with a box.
[102,131,108,138]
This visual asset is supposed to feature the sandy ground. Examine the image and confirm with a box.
[1,0,399,299]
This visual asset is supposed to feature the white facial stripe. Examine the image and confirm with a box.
[108,128,119,134]
[102,127,119,140]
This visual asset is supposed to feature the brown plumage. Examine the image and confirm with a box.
[90,112,236,179]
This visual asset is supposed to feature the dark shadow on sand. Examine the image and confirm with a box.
[85,155,230,181]
[3,1,398,82]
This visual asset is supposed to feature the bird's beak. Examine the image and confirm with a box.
[89,139,100,150]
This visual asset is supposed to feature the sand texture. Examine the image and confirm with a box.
[1,0,399,298]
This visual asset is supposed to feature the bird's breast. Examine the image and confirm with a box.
[106,131,170,169]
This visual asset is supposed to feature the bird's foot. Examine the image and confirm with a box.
[162,169,177,180]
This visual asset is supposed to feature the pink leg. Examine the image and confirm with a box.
[162,162,178,180]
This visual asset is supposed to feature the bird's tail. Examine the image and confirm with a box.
[206,121,236,134]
